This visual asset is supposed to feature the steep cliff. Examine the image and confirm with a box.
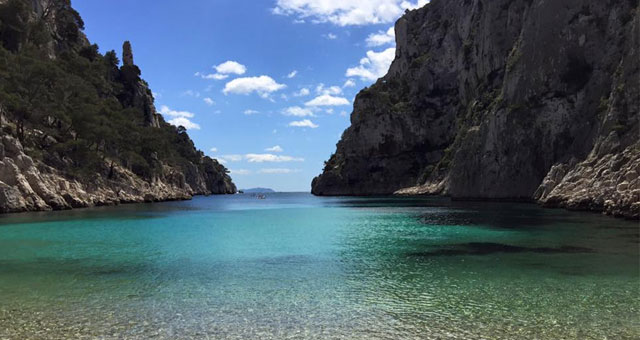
[0,0,235,213]
[313,0,639,218]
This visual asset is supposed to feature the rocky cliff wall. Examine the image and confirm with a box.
[0,134,235,214]
[312,0,639,218]
[0,0,236,214]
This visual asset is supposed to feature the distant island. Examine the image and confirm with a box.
[240,188,276,193]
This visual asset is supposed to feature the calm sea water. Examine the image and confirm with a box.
[0,193,637,339]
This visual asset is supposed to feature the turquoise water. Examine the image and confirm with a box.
[0,193,638,339]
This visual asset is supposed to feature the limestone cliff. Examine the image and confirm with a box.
[312,0,639,218]
[0,0,236,214]
[0,135,235,213]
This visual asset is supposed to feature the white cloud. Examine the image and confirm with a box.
[210,147,218,153]
[223,76,286,97]
[366,26,395,46]
[326,33,338,39]
[159,105,194,118]
[215,61,247,75]
[289,119,319,128]
[273,0,429,26]
[287,70,298,78]
[258,168,300,174]
[305,94,350,106]
[244,109,260,115]
[316,84,342,95]
[283,106,314,117]
[220,154,243,162]
[294,88,311,97]
[203,97,215,106]
[196,72,228,80]
[159,106,201,130]
[231,169,252,175]
[265,145,284,152]
[346,47,395,81]
[343,79,356,88]
[245,154,304,163]
[167,117,201,130]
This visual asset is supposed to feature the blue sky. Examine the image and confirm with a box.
[74,0,427,192]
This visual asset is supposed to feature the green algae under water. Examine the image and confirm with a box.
[0,194,638,339]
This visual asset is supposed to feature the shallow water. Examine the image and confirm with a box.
[0,193,638,339]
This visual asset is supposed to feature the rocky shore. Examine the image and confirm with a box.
[0,135,235,214]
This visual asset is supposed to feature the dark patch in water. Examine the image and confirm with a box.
[597,225,639,230]
[257,255,315,265]
[90,267,135,276]
[620,232,640,238]
[408,242,595,257]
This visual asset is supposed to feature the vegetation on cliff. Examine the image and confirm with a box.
[0,0,235,213]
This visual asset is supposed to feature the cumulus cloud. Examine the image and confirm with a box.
[203,97,215,106]
[223,76,286,97]
[159,105,194,118]
[366,26,395,46]
[294,88,311,97]
[245,154,304,163]
[273,0,429,26]
[159,105,201,130]
[265,145,284,152]
[167,117,200,130]
[288,119,319,128]
[215,61,247,75]
[316,84,342,95]
[343,79,356,87]
[244,109,260,115]
[258,168,301,174]
[283,106,314,117]
[325,33,338,39]
[346,47,395,81]
[287,70,298,78]
[305,94,350,106]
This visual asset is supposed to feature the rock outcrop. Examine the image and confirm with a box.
[0,135,235,214]
[118,41,161,128]
[0,0,236,214]
[313,0,639,218]
[122,40,134,66]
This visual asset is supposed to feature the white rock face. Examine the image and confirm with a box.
[0,135,223,214]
